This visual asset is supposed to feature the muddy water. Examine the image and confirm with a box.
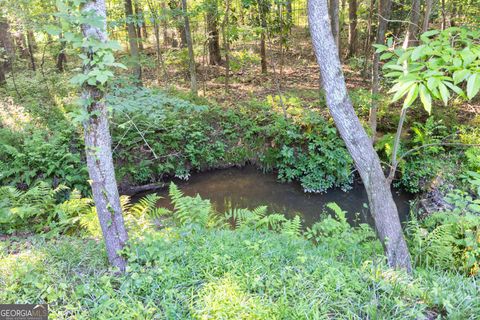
[141,165,413,227]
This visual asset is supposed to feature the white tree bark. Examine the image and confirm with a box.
[308,0,412,271]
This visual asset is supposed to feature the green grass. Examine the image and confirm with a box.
[1,226,479,319]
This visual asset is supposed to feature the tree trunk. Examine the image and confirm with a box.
[181,0,197,94]
[0,58,5,85]
[361,0,376,76]
[134,0,144,51]
[308,0,412,272]
[369,0,392,141]
[223,0,230,92]
[422,0,433,33]
[26,31,36,72]
[329,0,340,56]
[258,0,268,74]
[441,0,446,30]
[81,0,128,273]
[206,0,221,65]
[125,0,142,82]
[56,33,67,72]
[0,19,14,71]
[403,0,421,48]
[347,0,357,57]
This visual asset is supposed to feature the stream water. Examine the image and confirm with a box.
[139,165,414,227]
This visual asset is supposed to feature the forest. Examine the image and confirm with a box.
[0,0,479,318]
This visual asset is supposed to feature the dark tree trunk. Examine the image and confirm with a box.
[308,0,412,272]
[361,0,376,76]
[403,0,421,48]
[0,19,14,71]
[134,0,144,51]
[329,0,340,55]
[347,0,357,57]
[81,0,128,273]
[223,0,230,91]
[26,31,36,71]
[125,0,142,82]
[181,0,197,94]
[369,0,392,140]
[0,58,5,85]
[56,33,67,72]
[206,0,221,65]
[441,0,446,30]
[258,0,268,74]
[422,0,433,33]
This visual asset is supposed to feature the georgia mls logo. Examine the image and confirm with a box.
[0,304,48,320]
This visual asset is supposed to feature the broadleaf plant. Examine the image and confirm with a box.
[375,27,480,112]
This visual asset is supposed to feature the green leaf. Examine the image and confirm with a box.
[444,81,465,98]
[452,69,470,84]
[411,45,426,61]
[419,84,432,114]
[44,25,61,36]
[380,52,394,60]
[438,82,450,106]
[466,73,480,100]
[403,83,419,108]
[390,81,416,103]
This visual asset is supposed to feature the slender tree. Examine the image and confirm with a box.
[26,31,36,71]
[403,0,421,48]
[329,0,340,54]
[369,0,392,140]
[347,0,357,57]
[258,0,268,74]
[206,0,221,65]
[181,0,197,94]
[222,0,230,91]
[308,0,412,271]
[422,0,433,33]
[81,0,129,272]
[125,0,142,82]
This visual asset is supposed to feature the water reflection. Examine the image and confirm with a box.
[137,165,413,227]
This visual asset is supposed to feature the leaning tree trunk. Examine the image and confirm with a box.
[181,0,197,94]
[403,0,421,48]
[347,0,357,57]
[125,0,142,82]
[329,0,340,55]
[308,0,412,271]
[81,0,129,273]
[206,0,221,65]
[369,0,392,141]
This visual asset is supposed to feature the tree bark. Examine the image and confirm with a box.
[286,0,293,26]
[422,0,433,33]
[258,0,268,74]
[403,0,421,48]
[181,0,197,94]
[308,0,412,272]
[347,0,357,58]
[223,0,230,92]
[26,31,36,72]
[81,0,128,273]
[369,0,392,141]
[125,0,142,82]
[441,0,446,30]
[0,19,14,71]
[56,33,67,72]
[329,0,340,55]
[361,0,376,76]
[0,57,5,85]
[206,0,221,65]
[134,0,144,51]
